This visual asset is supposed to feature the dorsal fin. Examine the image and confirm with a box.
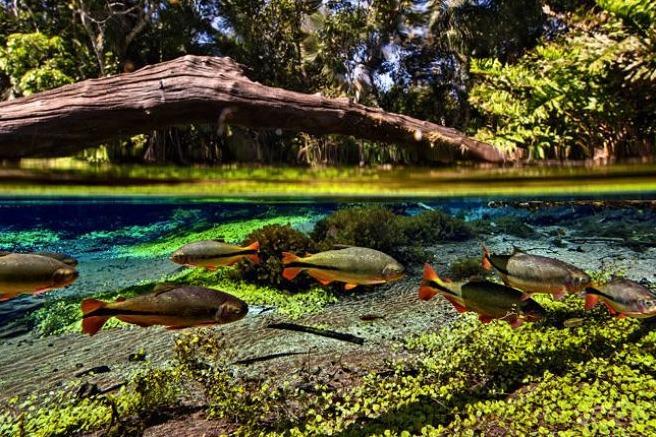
[332,244,353,250]
[153,283,178,296]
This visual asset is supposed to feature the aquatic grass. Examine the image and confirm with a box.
[124,214,316,259]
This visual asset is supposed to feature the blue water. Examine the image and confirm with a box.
[1,194,655,327]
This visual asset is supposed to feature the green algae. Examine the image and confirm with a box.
[124,214,316,259]
[0,229,60,249]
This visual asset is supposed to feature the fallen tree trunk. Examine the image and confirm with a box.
[0,55,504,162]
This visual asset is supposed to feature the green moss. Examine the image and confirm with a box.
[0,229,60,249]
[125,214,315,259]
[0,364,188,437]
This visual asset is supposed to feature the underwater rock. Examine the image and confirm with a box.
[75,365,111,377]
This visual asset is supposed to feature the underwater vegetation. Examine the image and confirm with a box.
[238,224,318,290]
[4,293,656,436]
[125,214,317,259]
[3,203,656,436]
[312,207,472,263]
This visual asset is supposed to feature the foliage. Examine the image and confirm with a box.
[0,32,75,95]
[0,229,61,250]
[470,1,656,159]
[239,224,318,290]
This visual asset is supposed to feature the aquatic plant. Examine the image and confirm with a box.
[0,229,61,250]
[447,257,489,281]
[399,210,473,243]
[312,206,406,254]
[238,224,318,290]
[125,214,315,259]
[311,207,472,262]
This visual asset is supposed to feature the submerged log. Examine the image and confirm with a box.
[0,55,504,163]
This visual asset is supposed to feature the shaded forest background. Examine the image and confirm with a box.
[0,0,654,166]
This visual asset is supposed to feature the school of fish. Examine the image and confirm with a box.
[0,230,654,336]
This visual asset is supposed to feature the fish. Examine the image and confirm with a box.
[459,280,546,328]
[482,246,590,300]
[418,263,466,313]
[281,246,405,290]
[80,284,249,335]
[171,240,260,270]
[0,253,79,301]
[0,251,78,267]
[584,278,656,319]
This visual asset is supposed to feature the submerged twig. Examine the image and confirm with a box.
[267,322,365,345]
[233,351,310,366]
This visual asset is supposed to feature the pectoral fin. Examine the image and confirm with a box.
[344,283,358,291]
[443,295,467,313]
[478,314,494,324]
[584,294,599,310]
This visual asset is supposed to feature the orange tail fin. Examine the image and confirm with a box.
[418,285,438,301]
[282,268,302,281]
[281,251,300,265]
[245,241,260,252]
[481,245,492,271]
[81,298,110,336]
[423,263,439,282]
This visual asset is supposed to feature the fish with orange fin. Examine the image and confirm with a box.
[418,263,544,328]
[80,284,248,335]
[482,246,590,300]
[585,278,656,319]
[171,240,260,270]
[418,263,466,313]
[281,247,404,291]
[460,281,545,328]
[0,252,79,302]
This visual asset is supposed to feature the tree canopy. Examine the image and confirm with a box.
[0,0,654,164]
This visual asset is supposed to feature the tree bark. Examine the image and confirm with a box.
[0,55,504,163]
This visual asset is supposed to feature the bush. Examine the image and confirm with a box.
[239,224,318,290]
[399,210,473,243]
[311,206,406,254]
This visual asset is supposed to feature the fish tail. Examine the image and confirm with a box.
[481,245,492,271]
[245,241,260,252]
[418,285,438,301]
[281,251,300,265]
[81,298,110,336]
[423,263,449,287]
[281,252,303,280]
